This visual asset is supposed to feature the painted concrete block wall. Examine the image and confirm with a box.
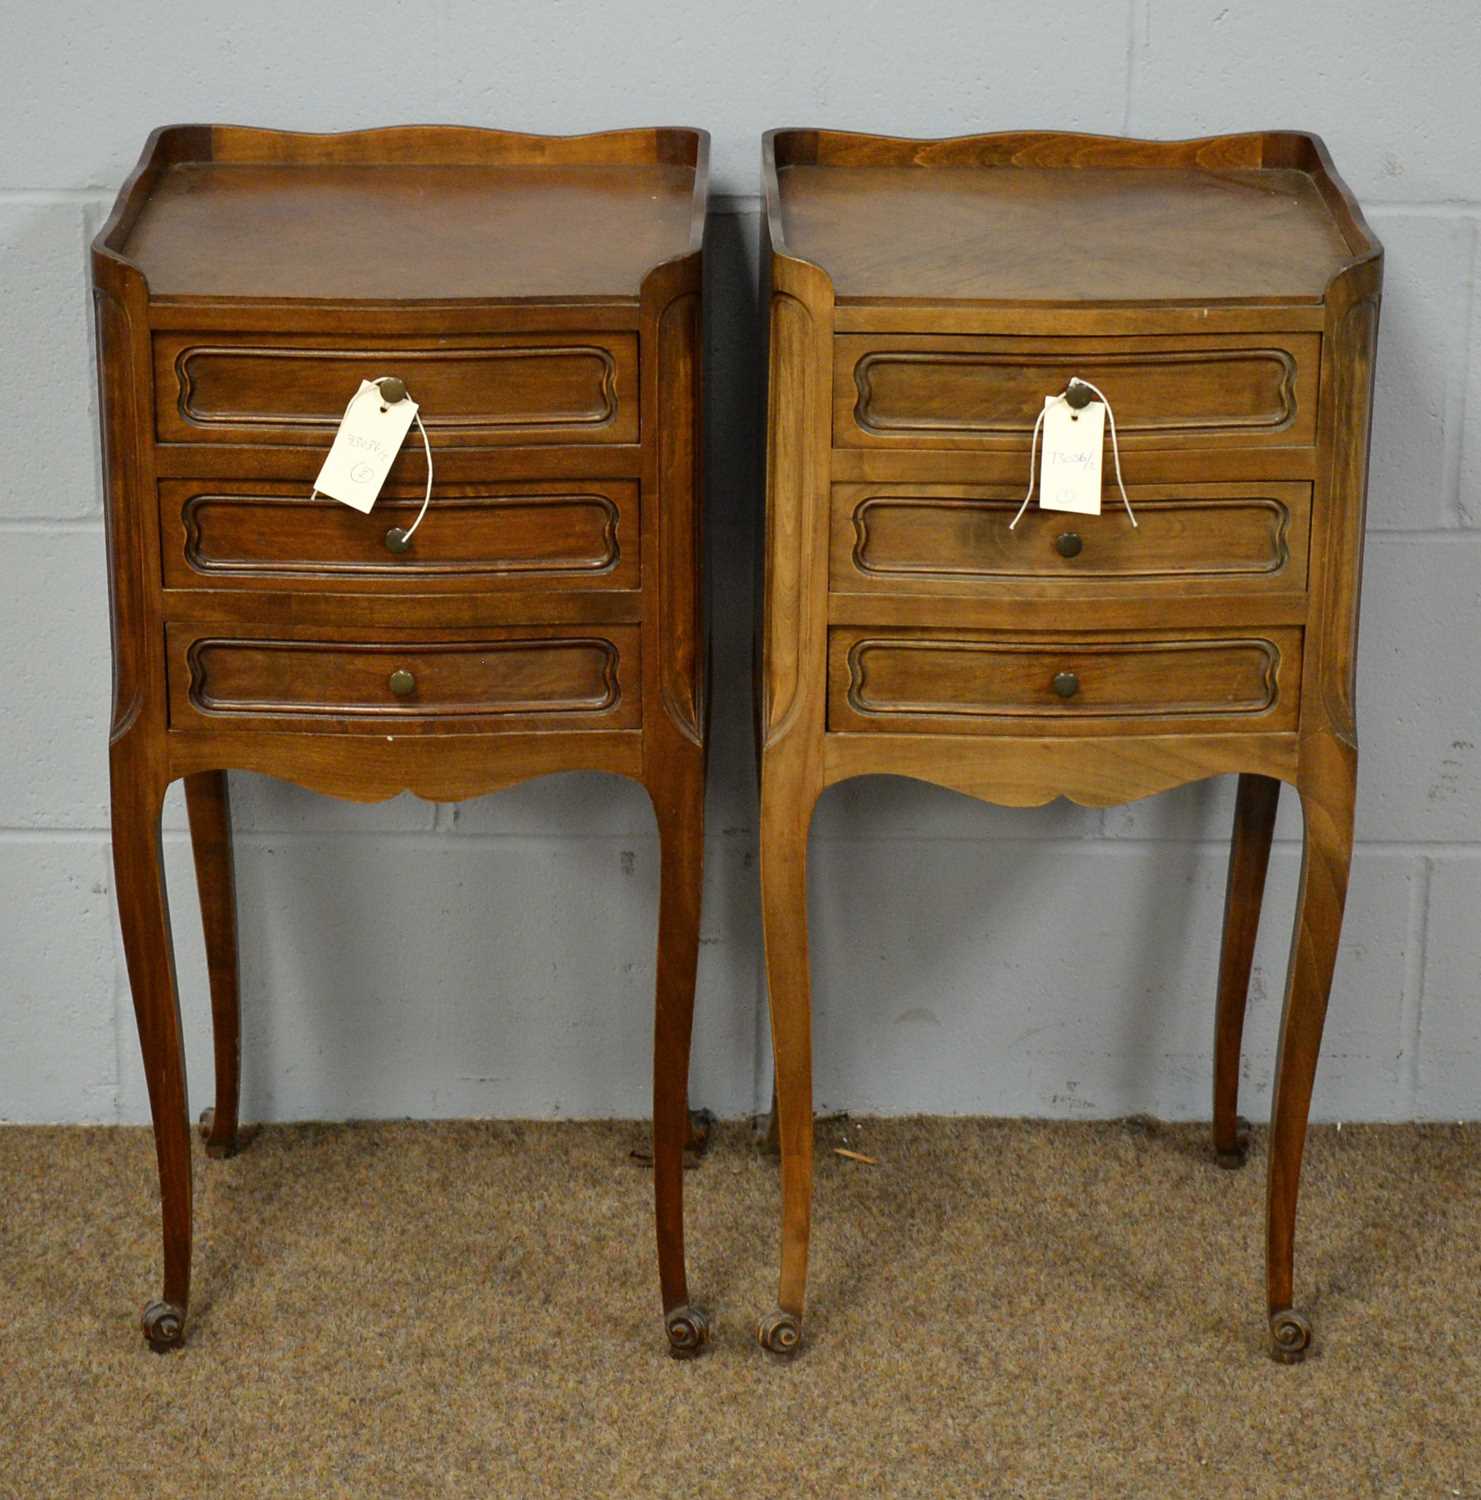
[1,1,1477,1125]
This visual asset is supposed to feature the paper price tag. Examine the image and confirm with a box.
[312,381,419,513]
[1038,394,1105,516]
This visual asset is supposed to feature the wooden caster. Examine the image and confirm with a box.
[685,1108,714,1160]
[757,1308,802,1356]
[141,1300,185,1353]
[665,1304,711,1359]
[198,1107,256,1159]
[1215,1116,1252,1170]
[1269,1308,1312,1364]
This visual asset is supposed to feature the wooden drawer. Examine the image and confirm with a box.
[167,625,641,734]
[827,627,1301,736]
[153,333,638,447]
[834,334,1320,451]
[831,482,1311,597]
[159,479,638,592]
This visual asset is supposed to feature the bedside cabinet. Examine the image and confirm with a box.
[756,129,1381,1362]
[92,125,710,1355]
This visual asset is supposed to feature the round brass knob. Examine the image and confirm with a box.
[378,377,407,405]
[1065,379,1094,410]
[1055,531,1083,559]
[384,527,412,554]
[1052,671,1080,699]
[388,669,416,697]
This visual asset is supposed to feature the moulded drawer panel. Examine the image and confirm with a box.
[830,481,1311,596]
[153,333,638,446]
[158,479,638,592]
[834,333,1320,451]
[166,624,642,734]
[826,627,1302,736]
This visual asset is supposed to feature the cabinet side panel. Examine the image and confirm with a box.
[94,282,152,741]
[655,289,704,744]
[761,259,834,751]
[1309,268,1382,744]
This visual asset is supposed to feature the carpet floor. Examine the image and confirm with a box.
[1,1117,1477,1499]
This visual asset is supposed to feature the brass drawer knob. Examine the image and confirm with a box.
[378,376,408,405]
[387,669,416,697]
[1052,671,1080,699]
[1065,379,1095,410]
[1055,531,1083,558]
[384,526,412,554]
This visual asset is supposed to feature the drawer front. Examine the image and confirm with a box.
[154,334,638,447]
[831,482,1310,596]
[827,628,1301,736]
[160,480,638,592]
[167,625,640,734]
[834,334,1320,451]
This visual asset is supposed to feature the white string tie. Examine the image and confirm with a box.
[1008,403,1049,530]
[396,405,435,543]
[1008,379,1137,531]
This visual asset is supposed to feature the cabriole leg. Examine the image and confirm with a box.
[112,748,192,1352]
[649,750,709,1357]
[1213,773,1281,1168]
[757,770,816,1357]
[1265,740,1355,1363]
[184,771,248,1159]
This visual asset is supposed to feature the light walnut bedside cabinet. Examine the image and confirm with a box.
[92,124,710,1355]
[756,129,1381,1362]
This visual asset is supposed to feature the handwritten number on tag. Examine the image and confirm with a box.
[1038,395,1105,516]
[312,380,419,514]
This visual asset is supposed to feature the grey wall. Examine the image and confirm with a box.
[3,1,1478,1126]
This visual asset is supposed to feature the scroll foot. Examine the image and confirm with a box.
[141,1300,185,1353]
[1269,1308,1312,1364]
[1215,1116,1252,1170]
[757,1308,802,1357]
[665,1304,711,1359]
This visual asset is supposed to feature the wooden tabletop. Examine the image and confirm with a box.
[121,161,699,303]
[776,161,1358,305]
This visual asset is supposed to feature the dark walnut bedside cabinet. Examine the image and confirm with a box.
[756,130,1381,1362]
[92,125,711,1356]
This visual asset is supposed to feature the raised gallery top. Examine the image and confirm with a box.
[767,130,1378,306]
[97,125,708,304]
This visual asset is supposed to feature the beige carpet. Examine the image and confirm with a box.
[1,1117,1477,1499]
